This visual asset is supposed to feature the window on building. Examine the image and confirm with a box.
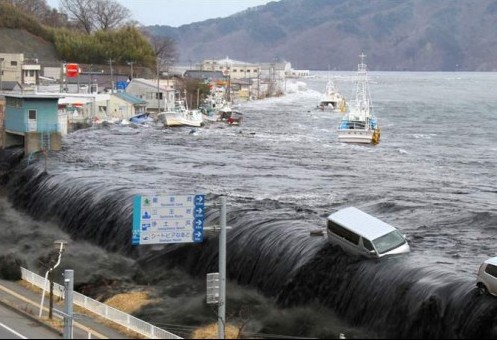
[11,61,17,66]
[233,69,237,72]
[247,70,251,73]
[30,70,35,77]
[156,92,163,100]
[254,69,258,73]
[6,98,21,108]
[28,109,37,120]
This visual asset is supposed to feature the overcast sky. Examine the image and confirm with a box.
[46,0,278,27]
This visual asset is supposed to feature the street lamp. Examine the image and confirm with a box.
[39,240,67,319]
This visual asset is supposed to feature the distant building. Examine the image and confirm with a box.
[201,57,260,80]
[126,78,176,113]
[0,53,41,86]
[184,70,225,82]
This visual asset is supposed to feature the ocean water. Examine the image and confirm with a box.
[1,71,496,338]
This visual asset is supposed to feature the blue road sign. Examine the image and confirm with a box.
[132,194,205,245]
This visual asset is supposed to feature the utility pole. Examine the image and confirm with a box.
[0,58,3,92]
[59,62,64,93]
[109,58,114,93]
[157,58,161,113]
[127,61,134,79]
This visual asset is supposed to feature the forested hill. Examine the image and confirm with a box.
[147,0,497,71]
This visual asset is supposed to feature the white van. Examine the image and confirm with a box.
[476,257,497,296]
[326,207,410,258]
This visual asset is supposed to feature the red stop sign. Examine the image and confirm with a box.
[66,63,80,78]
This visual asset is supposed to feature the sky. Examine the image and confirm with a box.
[46,0,277,27]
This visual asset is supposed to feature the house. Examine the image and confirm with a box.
[108,92,147,120]
[2,93,62,153]
[229,78,252,101]
[0,53,41,86]
[57,93,110,132]
[125,78,175,114]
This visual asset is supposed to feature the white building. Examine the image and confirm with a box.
[0,53,41,86]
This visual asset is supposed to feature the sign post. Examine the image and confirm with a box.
[132,194,205,245]
[218,196,226,339]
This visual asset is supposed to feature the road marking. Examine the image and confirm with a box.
[0,283,109,339]
[0,321,28,339]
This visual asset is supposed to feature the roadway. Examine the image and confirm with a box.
[0,279,133,339]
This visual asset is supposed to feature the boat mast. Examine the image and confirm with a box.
[355,53,371,119]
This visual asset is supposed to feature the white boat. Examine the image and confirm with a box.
[160,100,204,128]
[337,53,380,145]
[319,79,346,112]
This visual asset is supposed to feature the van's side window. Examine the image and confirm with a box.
[363,238,374,251]
[485,264,497,278]
[327,221,360,245]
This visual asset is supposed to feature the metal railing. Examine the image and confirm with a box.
[21,267,182,339]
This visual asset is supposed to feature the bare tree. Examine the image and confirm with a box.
[43,8,69,28]
[149,34,178,65]
[94,0,131,31]
[11,0,50,15]
[60,0,94,33]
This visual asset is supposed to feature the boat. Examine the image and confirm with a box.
[218,104,243,126]
[129,112,154,125]
[337,53,380,145]
[199,96,227,123]
[200,96,244,126]
[160,99,204,128]
[319,79,346,112]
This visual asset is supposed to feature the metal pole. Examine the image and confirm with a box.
[109,59,114,93]
[0,59,3,93]
[157,58,161,113]
[218,196,226,339]
[48,270,54,319]
[60,63,64,93]
[63,269,74,339]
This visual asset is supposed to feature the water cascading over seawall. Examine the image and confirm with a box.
[1,150,497,339]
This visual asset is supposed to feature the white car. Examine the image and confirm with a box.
[477,257,497,296]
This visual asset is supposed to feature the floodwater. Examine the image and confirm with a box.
[1,71,496,338]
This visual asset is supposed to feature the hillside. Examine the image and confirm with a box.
[147,0,497,71]
[0,28,59,64]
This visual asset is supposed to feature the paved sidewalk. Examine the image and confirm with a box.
[0,278,135,339]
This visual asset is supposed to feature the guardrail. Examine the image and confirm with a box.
[21,267,182,339]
